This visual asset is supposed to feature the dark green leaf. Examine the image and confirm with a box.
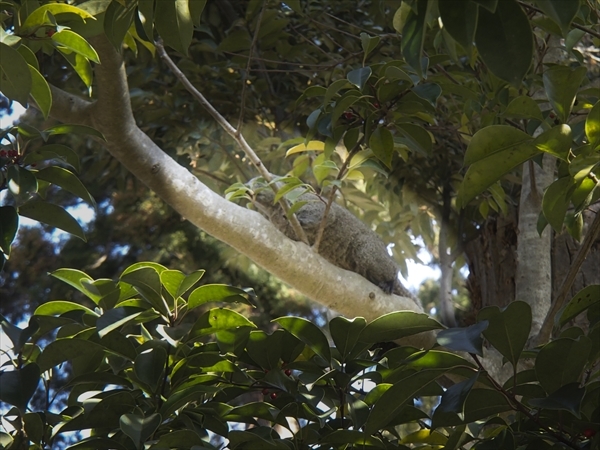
[559,285,600,327]
[543,65,587,122]
[97,307,143,338]
[155,0,193,55]
[187,308,256,339]
[369,127,394,168]
[35,166,96,208]
[104,0,136,50]
[0,364,40,411]
[347,67,372,91]
[475,0,533,84]
[413,83,441,106]
[154,430,205,447]
[274,316,331,362]
[135,347,167,392]
[37,339,105,372]
[19,200,86,241]
[320,430,386,448]
[396,123,433,154]
[436,373,479,416]
[437,321,488,356]
[0,42,32,105]
[503,95,544,121]
[23,144,81,172]
[61,49,94,89]
[535,336,591,394]
[360,311,443,343]
[401,0,428,78]
[119,413,161,448]
[528,382,584,418]
[542,177,573,232]
[50,268,100,303]
[121,267,168,316]
[438,0,478,50]
[8,165,38,204]
[28,64,52,119]
[246,330,282,370]
[34,300,97,317]
[534,0,579,34]
[360,33,380,63]
[477,302,531,367]
[0,206,18,256]
[329,316,367,359]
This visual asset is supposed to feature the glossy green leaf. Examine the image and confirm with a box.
[396,123,433,154]
[37,339,105,372]
[0,206,18,256]
[543,65,587,123]
[436,373,479,417]
[360,311,443,343]
[360,32,380,63]
[188,308,256,339]
[137,0,155,41]
[401,0,428,78]
[475,0,533,84]
[97,307,143,338]
[528,382,584,418]
[438,0,477,50]
[34,300,97,317]
[585,101,600,146]
[154,430,205,447]
[44,124,105,140]
[477,301,531,367]
[119,413,161,448]
[61,51,93,90]
[19,200,86,241]
[104,0,136,49]
[28,64,51,119]
[321,430,386,448]
[413,83,441,106]
[533,124,572,160]
[50,268,100,303]
[134,347,167,392]
[52,30,100,63]
[369,127,394,168]
[0,42,32,105]
[0,364,40,411]
[464,125,531,165]
[155,0,193,55]
[121,267,168,316]
[365,369,444,434]
[432,388,511,428]
[472,0,498,12]
[246,330,282,370]
[559,285,600,327]
[405,350,476,372]
[8,165,38,204]
[21,3,95,32]
[437,321,488,356]
[347,67,372,91]
[23,144,81,172]
[329,316,367,359]
[274,316,331,362]
[188,284,254,309]
[503,95,544,121]
[35,166,96,208]
[542,177,572,232]
[535,336,591,394]
[534,0,579,34]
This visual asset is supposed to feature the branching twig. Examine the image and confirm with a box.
[155,40,309,245]
[534,208,600,346]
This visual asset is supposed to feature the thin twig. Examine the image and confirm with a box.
[534,208,600,346]
[517,0,600,39]
[155,40,309,245]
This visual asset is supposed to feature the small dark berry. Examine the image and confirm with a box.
[270,392,277,400]
[343,111,354,121]
[0,150,6,157]
[46,29,56,37]
[583,429,596,438]
[284,369,292,376]
[373,102,381,109]
[549,112,556,119]
[30,163,37,167]
[261,388,269,395]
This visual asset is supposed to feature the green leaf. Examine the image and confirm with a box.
[360,311,443,343]
[34,300,97,317]
[585,101,600,146]
[438,0,478,50]
[413,83,441,106]
[329,316,367,360]
[274,316,331,362]
[50,268,101,303]
[188,284,254,309]
[396,123,433,154]
[458,126,539,206]
[52,30,100,63]
[542,177,573,232]
[534,124,572,160]
[365,369,444,434]
[543,65,587,123]
[120,413,162,448]
[401,0,428,78]
[37,339,105,372]
[245,330,283,370]
[155,0,193,55]
[104,0,136,50]
[347,67,372,91]
[477,301,531,367]
[437,321,489,356]
[436,372,479,416]
[503,95,544,121]
[360,32,380,63]
[535,337,591,394]
[18,200,86,241]
[44,124,105,140]
[153,430,205,448]
[0,206,18,257]
[97,307,143,338]
[320,430,386,448]
[369,127,394,168]
[135,347,167,392]
[35,166,96,208]
[559,285,600,327]
[28,64,52,119]
[23,144,81,172]
[61,51,93,90]
[21,3,95,32]
[475,0,533,84]
[528,382,584,418]
[0,364,40,412]
[534,0,579,34]
[0,42,33,105]
[188,308,256,339]
[7,165,38,204]
[121,267,169,316]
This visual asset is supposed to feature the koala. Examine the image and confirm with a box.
[250,186,414,299]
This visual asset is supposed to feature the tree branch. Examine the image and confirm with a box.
[46,34,432,348]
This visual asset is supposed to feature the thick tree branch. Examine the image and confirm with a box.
[47,35,432,348]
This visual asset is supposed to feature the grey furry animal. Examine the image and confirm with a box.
[250,187,414,298]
